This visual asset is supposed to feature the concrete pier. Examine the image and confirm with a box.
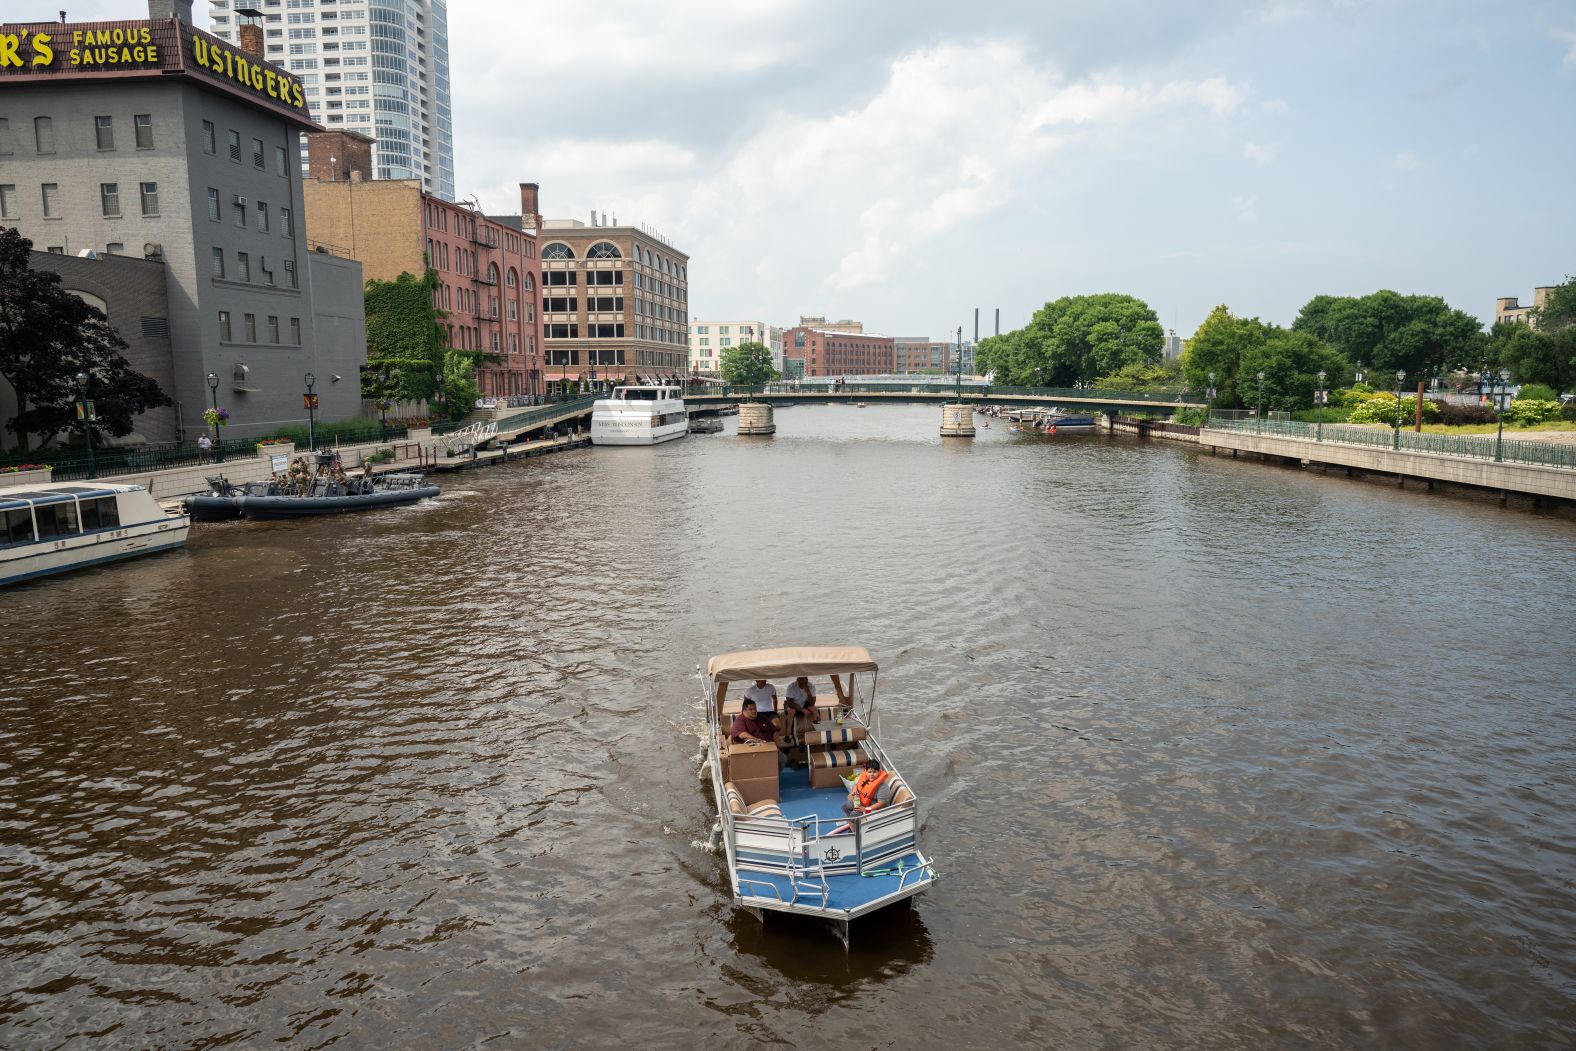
[940,404,975,437]
[737,403,776,435]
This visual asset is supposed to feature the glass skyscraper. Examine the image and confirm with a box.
[209,0,455,201]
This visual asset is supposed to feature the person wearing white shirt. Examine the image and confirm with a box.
[743,679,778,713]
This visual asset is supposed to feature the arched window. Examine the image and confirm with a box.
[542,242,575,260]
[587,241,621,259]
[506,267,518,288]
[487,262,500,285]
[523,273,535,291]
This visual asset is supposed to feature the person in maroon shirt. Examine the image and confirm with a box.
[729,699,776,745]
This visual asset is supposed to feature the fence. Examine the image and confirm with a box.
[1204,416,1576,470]
[699,383,1195,403]
[491,396,599,435]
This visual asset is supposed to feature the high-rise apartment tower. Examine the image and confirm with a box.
[209,0,455,200]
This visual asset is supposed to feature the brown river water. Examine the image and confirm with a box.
[2,404,1574,1049]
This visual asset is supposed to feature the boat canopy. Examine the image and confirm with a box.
[707,646,878,683]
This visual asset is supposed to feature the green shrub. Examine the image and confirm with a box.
[1503,399,1561,425]
[1560,401,1576,422]
[1437,401,1498,425]
[1515,383,1559,403]
[1348,394,1439,426]
[1338,383,1379,408]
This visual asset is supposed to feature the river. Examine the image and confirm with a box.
[2,404,1573,1049]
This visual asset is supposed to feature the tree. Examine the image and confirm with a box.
[979,294,1164,386]
[1092,358,1184,392]
[363,269,447,405]
[1182,305,1348,411]
[1534,275,1576,331]
[439,348,481,421]
[0,227,171,451]
[1291,290,1484,380]
[1488,320,1576,392]
[718,340,777,391]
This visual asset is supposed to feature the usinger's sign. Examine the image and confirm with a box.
[0,19,318,129]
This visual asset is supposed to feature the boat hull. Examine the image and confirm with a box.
[1,519,189,586]
[591,423,688,446]
[236,486,441,520]
[182,495,244,521]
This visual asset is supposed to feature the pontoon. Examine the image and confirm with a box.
[703,646,937,940]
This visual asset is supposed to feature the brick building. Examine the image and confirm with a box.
[782,326,896,377]
[894,336,951,374]
[302,146,543,398]
[1496,287,1556,328]
[520,206,690,391]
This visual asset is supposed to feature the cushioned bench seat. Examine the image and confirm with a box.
[723,781,783,820]
[809,747,869,770]
[803,726,868,747]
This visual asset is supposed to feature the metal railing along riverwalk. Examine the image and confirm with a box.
[490,396,599,435]
[1204,416,1576,470]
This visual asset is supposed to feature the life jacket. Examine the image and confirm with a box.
[855,769,890,808]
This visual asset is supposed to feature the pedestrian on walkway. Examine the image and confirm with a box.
[197,433,212,462]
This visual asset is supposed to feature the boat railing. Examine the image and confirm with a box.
[736,877,784,902]
[897,858,936,891]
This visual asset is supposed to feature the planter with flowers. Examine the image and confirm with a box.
[0,463,52,486]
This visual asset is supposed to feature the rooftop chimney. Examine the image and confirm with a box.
[519,183,541,230]
[147,0,194,23]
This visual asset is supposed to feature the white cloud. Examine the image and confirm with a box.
[1260,98,1291,116]
[1555,28,1576,69]
[1232,195,1259,223]
[1391,150,1421,170]
[1243,142,1278,165]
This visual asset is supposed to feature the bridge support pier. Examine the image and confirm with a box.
[940,404,975,438]
[738,402,776,436]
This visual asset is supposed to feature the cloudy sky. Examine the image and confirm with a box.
[74,1,1576,338]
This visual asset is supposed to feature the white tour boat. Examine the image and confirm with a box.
[1,481,190,587]
[590,384,689,446]
[703,646,937,941]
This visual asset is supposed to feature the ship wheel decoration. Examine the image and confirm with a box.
[822,846,841,863]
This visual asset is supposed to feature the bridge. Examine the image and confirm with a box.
[684,384,1204,416]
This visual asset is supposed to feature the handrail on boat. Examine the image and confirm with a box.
[737,877,784,902]
[897,859,935,891]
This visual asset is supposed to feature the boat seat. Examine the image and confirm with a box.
[803,726,867,747]
[809,747,869,771]
[723,782,783,819]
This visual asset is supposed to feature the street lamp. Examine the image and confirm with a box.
[1315,369,1327,442]
[1354,363,1365,387]
[1256,371,1266,433]
[75,372,96,479]
[1493,367,1512,463]
[304,371,317,451]
[1392,369,1406,450]
[1206,370,1217,427]
[206,371,224,463]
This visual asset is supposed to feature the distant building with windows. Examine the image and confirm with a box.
[525,209,689,391]
[1496,287,1556,327]
[781,326,895,377]
[1162,329,1184,360]
[303,157,543,398]
[894,336,951,374]
[208,0,456,201]
[797,315,863,334]
[689,320,782,375]
[0,0,366,441]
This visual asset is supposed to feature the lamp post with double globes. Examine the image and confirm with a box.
[206,371,224,463]
[1256,371,1266,433]
[1392,369,1406,450]
[1493,367,1512,463]
[75,372,96,479]
[1315,370,1328,442]
[304,372,317,452]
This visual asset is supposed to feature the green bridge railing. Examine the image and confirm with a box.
[1205,416,1576,470]
[491,396,599,435]
[691,384,1196,404]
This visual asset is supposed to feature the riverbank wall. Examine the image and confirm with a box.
[1107,416,1200,444]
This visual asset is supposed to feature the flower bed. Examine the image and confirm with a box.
[0,464,52,486]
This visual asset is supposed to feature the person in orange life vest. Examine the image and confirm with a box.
[842,757,898,817]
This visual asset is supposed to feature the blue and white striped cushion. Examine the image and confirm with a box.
[723,783,745,813]
[805,727,867,746]
[810,747,868,769]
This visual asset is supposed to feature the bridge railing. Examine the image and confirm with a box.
[1204,416,1576,470]
[491,396,599,435]
[692,383,1192,403]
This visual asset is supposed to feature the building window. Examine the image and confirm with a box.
[587,241,621,259]
[134,114,153,149]
[211,246,225,278]
[105,242,124,255]
[280,206,293,237]
[244,313,257,342]
[233,198,246,226]
[41,183,59,218]
[207,187,220,221]
[289,317,301,344]
[261,258,274,286]
[34,117,54,154]
[94,115,115,150]
[237,252,250,282]
[275,145,288,176]
[139,182,159,216]
[219,310,232,341]
[0,184,15,219]
[283,258,297,288]
[542,242,575,260]
[100,183,120,217]
[0,117,10,156]
[203,120,216,154]
[228,129,241,162]
[256,201,269,232]
[252,138,265,168]
[268,315,281,344]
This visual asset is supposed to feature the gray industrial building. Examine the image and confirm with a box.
[0,0,366,443]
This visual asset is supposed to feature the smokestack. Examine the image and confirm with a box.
[589,209,597,227]
[601,212,608,227]
[974,307,979,343]
[519,183,540,230]
[994,308,999,336]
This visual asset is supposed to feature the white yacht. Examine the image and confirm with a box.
[1,482,190,587]
[590,385,689,446]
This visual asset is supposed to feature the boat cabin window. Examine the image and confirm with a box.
[79,496,120,530]
[2,507,35,547]
[32,500,80,539]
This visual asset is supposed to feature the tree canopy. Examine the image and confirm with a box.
[719,340,777,390]
[976,293,1164,386]
[1291,290,1484,381]
[0,227,171,451]
[1182,305,1348,411]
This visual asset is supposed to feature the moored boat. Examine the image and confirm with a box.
[182,455,439,521]
[591,384,688,446]
[703,646,937,939]
[2,482,189,586]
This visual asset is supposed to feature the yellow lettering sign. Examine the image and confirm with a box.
[30,32,51,65]
[0,32,22,67]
